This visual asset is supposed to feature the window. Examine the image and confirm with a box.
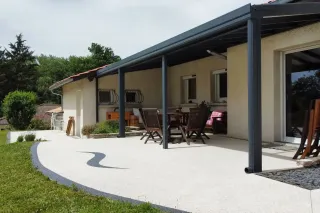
[212,69,227,102]
[98,90,116,104]
[182,75,197,103]
[126,92,137,103]
[125,90,143,103]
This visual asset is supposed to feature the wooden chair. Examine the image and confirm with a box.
[198,103,211,139]
[182,109,203,144]
[142,109,163,144]
[136,108,151,141]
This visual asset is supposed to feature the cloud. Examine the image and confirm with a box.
[0,0,266,58]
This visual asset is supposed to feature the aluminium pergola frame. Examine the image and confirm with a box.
[96,3,320,173]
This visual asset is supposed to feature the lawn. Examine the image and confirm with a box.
[0,130,161,213]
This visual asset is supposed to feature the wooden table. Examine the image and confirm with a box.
[159,112,186,143]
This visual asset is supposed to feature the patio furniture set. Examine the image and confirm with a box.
[135,102,227,145]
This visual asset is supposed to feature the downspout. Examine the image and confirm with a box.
[50,89,63,110]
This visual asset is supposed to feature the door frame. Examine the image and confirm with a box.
[280,43,320,143]
[76,90,82,137]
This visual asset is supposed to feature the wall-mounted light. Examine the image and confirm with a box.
[207,50,227,60]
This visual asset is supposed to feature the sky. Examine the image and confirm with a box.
[0,0,267,59]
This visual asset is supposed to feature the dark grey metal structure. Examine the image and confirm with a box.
[97,2,320,173]
[162,55,169,149]
[118,69,125,138]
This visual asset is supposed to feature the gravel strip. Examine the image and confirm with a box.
[257,166,320,190]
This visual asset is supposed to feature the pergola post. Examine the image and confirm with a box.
[118,68,125,138]
[162,55,168,149]
[245,18,262,173]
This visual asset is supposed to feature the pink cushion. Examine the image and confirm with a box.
[206,111,224,126]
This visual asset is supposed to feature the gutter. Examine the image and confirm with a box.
[49,78,73,90]
[49,78,72,110]
[270,0,294,4]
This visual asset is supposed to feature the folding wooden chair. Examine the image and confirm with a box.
[181,109,203,144]
[142,109,163,144]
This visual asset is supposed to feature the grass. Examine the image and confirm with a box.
[0,130,162,213]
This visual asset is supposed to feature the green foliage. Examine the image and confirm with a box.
[0,133,161,213]
[81,124,96,136]
[1,34,121,107]
[28,118,51,130]
[2,91,37,130]
[92,120,131,134]
[16,135,24,143]
[92,122,109,134]
[88,43,121,67]
[36,42,121,104]
[0,34,38,100]
[24,134,36,142]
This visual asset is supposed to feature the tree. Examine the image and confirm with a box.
[88,43,121,67]
[2,91,37,130]
[4,34,38,92]
[36,43,121,104]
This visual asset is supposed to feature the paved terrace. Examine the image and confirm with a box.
[33,136,320,213]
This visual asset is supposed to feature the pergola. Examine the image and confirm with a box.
[96,2,320,173]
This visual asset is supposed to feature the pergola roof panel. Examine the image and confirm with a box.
[97,2,320,76]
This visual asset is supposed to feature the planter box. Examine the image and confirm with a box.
[89,131,144,139]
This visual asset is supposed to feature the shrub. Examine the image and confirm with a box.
[91,120,131,134]
[16,135,24,143]
[28,118,51,130]
[105,120,120,133]
[81,124,96,136]
[92,122,108,134]
[2,91,37,130]
[24,133,36,142]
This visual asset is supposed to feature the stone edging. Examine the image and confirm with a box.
[89,131,144,139]
[30,142,188,213]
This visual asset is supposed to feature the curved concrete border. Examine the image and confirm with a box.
[31,143,189,213]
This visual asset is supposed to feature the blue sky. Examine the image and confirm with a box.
[0,0,266,58]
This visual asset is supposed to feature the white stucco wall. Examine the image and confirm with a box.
[227,22,320,142]
[62,78,96,136]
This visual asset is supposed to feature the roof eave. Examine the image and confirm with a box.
[49,78,73,90]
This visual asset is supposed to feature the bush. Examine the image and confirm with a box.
[105,120,120,132]
[24,134,36,142]
[28,118,51,130]
[16,135,24,143]
[2,91,37,130]
[81,124,96,136]
[91,120,131,134]
[92,122,108,134]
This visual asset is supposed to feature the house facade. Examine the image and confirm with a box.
[51,1,320,146]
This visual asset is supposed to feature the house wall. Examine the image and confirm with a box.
[62,78,96,136]
[168,56,227,109]
[98,68,162,122]
[227,22,320,142]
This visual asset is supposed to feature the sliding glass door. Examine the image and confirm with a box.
[285,48,320,142]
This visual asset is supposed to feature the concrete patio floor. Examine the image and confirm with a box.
[33,136,320,213]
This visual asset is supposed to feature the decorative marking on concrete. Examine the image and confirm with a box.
[79,151,127,169]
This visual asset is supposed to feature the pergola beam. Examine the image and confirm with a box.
[253,3,320,18]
